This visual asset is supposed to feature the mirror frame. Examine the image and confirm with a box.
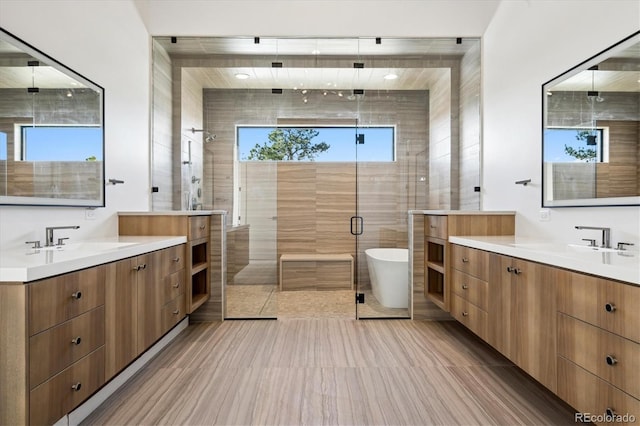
[0,27,105,207]
[541,31,640,208]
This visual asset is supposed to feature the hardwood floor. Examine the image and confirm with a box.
[83,319,576,425]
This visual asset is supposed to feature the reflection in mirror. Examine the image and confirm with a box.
[0,27,104,207]
[542,31,640,207]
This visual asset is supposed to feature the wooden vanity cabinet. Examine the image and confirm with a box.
[0,244,186,425]
[119,214,211,314]
[557,273,640,423]
[105,245,185,380]
[448,243,639,424]
[487,253,561,393]
[29,269,107,426]
[449,245,489,340]
[423,213,515,311]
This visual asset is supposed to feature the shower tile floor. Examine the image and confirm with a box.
[226,285,410,319]
[226,261,450,320]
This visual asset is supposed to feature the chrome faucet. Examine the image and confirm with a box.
[45,225,80,247]
[575,226,610,248]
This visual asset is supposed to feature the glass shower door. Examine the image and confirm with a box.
[354,88,415,319]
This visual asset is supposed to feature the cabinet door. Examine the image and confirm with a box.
[510,258,561,393]
[136,250,165,352]
[487,253,512,356]
[105,257,138,379]
[488,254,560,393]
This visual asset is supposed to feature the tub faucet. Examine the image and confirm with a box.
[45,225,80,247]
[575,226,610,248]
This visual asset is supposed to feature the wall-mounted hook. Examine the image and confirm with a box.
[515,179,531,186]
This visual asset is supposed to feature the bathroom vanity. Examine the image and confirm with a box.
[447,236,639,423]
[0,236,188,425]
[0,210,224,425]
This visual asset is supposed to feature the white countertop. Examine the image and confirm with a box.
[0,236,187,283]
[410,210,516,215]
[449,235,639,285]
[118,210,226,216]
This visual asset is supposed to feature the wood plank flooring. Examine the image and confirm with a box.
[82,319,576,425]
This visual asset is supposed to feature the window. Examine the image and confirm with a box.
[19,125,103,161]
[0,132,6,161]
[544,127,608,163]
[237,126,395,162]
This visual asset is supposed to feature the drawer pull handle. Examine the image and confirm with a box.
[71,337,82,345]
[71,291,82,300]
[173,257,180,262]
[462,284,469,290]
[506,266,513,273]
[172,282,180,288]
[513,268,522,275]
[462,257,469,263]
[430,225,437,229]
[199,225,206,230]
[133,264,148,271]
[462,312,469,317]
[605,303,616,313]
[605,355,617,366]
[71,382,82,391]
[605,408,616,418]
[173,309,180,315]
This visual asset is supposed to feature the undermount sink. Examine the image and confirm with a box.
[39,241,137,252]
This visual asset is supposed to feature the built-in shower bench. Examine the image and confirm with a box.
[279,253,354,291]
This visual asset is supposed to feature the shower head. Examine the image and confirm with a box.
[190,127,217,143]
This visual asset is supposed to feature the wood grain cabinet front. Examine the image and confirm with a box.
[119,214,212,314]
[105,245,186,380]
[487,254,560,394]
[29,347,105,426]
[449,246,490,341]
[423,213,514,313]
[28,265,106,336]
[557,273,639,423]
[1,244,188,425]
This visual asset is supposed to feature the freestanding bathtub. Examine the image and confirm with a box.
[364,248,409,309]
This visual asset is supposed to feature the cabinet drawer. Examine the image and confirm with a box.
[450,245,489,280]
[29,347,105,426]
[425,215,448,239]
[558,357,639,425]
[161,244,186,276]
[29,306,105,389]
[189,216,210,241]
[558,314,639,399]
[29,266,106,335]
[162,270,185,304]
[161,296,186,333]
[450,293,487,340]
[451,269,488,310]
[558,273,639,343]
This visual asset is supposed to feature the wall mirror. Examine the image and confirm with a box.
[0,27,104,207]
[542,31,640,207]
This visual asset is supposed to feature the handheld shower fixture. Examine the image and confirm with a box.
[190,127,216,143]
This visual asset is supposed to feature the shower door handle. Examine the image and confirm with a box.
[350,216,364,236]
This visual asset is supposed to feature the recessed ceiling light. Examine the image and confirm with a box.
[383,73,398,80]
[234,73,250,80]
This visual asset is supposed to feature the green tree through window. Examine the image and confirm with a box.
[247,128,330,161]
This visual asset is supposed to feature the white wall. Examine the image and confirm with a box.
[483,0,640,245]
[0,0,151,249]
